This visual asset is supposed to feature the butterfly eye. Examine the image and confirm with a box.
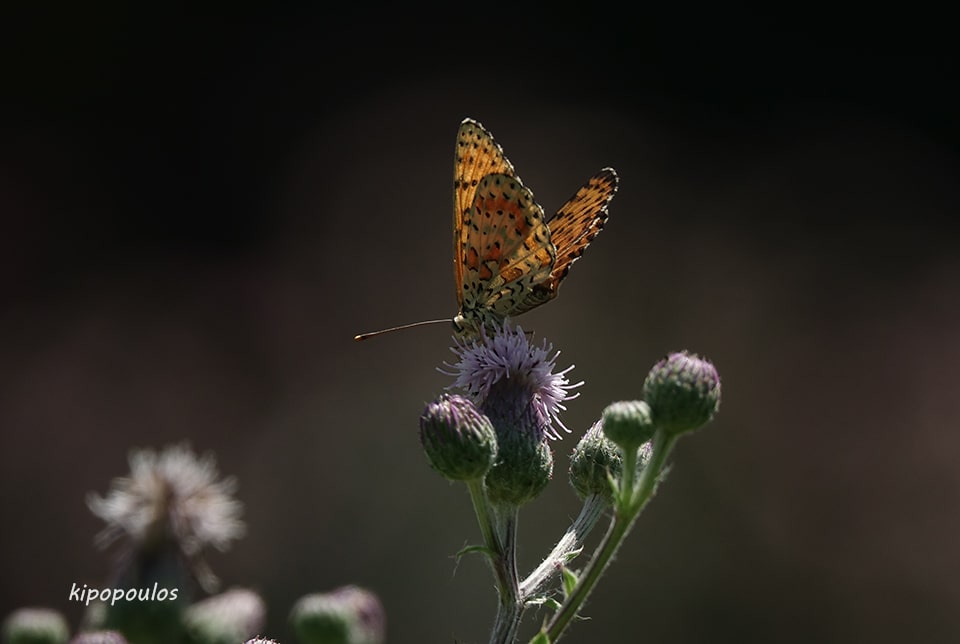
[451,318,464,333]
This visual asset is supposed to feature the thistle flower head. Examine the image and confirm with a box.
[440,324,576,505]
[87,443,245,592]
[443,324,581,441]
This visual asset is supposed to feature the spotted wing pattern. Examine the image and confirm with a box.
[517,168,619,313]
[453,118,516,302]
[452,117,617,336]
[457,173,556,332]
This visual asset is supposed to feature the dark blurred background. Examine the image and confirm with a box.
[2,6,959,643]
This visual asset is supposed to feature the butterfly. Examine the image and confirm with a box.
[355,118,618,341]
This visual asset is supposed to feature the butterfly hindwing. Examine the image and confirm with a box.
[516,168,619,313]
[548,168,618,282]
[459,173,555,328]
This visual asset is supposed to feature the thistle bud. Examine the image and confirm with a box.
[643,352,721,435]
[182,588,266,644]
[569,420,622,501]
[291,586,385,644]
[69,632,129,644]
[601,401,654,451]
[419,395,497,481]
[2,609,69,644]
[484,431,554,506]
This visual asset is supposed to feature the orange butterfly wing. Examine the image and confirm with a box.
[453,118,516,307]
[458,173,555,332]
[517,168,619,313]
[451,118,618,335]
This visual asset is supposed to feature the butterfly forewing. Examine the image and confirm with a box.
[453,119,517,306]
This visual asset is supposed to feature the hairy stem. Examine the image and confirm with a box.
[489,505,521,644]
[542,429,677,642]
[519,494,608,601]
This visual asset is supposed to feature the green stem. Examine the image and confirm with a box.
[489,505,521,644]
[467,479,500,560]
[467,481,522,643]
[618,440,639,514]
[542,430,678,643]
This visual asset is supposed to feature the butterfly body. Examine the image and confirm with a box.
[452,118,618,338]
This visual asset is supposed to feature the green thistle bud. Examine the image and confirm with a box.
[601,401,654,451]
[291,586,385,644]
[1,608,69,644]
[643,352,721,435]
[419,395,498,481]
[569,420,622,501]
[182,588,265,644]
[478,370,557,506]
[484,430,554,506]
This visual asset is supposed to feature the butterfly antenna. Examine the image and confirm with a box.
[353,319,451,341]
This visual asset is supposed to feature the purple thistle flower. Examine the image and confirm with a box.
[442,324,581,441]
